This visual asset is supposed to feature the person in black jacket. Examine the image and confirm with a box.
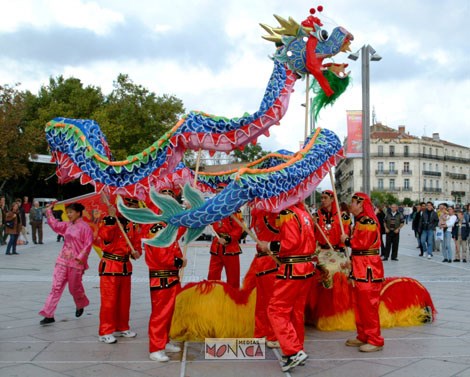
[375,204,386,257]
[418,202,439,259]
[452,210,470,263]
[412,203,426,256]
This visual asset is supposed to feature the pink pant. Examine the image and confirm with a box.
[39,263,89,318]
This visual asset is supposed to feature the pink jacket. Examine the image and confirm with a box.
[47,209,93,270]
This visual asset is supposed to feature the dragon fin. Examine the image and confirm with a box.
[144,224,181,248]
[116,196,160,224]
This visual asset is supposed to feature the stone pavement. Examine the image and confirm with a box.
[2,223,470,377]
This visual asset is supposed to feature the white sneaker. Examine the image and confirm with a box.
[99,334,117,344]
[117,330,137,338]
[428,255,432,259]
[165,343,181,353]
[149,350,169,362]
[281,350,308,372]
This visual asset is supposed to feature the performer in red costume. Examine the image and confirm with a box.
[208,183,244,288]
[259,202,315,372]
[97,198,142,344]
[145,221,186,362]
[315,190,350,252]
[340,192,385,352]
[251,208,280,348]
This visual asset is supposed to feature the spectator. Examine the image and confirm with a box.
[375,204,386,257]
[23,195,32,224]
[0,195,7,245]
[383,204,405,261]
[412,203,426,256]
[5,202,22,255]
[16,198,29,245]
[52,209,65,242]
[30,200,44,244]
[403,205,412,224]
[452,210,470,263]
[419,202,439,259]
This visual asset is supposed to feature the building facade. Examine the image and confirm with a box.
[335,124,470,204]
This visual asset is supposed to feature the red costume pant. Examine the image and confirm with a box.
[352,280,384,346]
[268,277,312,356]
[149,284,179,353]
[208,254,240,289]
[39,264,89,318]
[254,272,276,341]
[99,275,131,336]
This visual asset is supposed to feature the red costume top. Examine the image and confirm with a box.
[315,190,351,250]
[98,216,142,276]
[210,210,244,256]
[144,223,186,290]
[270,204,316,279]
[346,195,384,283]
[251,209,280,276]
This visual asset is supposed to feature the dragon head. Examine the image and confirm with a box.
[261,5,354,98]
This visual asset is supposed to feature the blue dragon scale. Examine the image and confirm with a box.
[45,6,354,246]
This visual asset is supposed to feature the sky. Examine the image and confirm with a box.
[1,0,469,159]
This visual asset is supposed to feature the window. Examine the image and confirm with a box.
[436,164,439,172]
[423,162,426,170]
[404,145,409,157]
[429,147,432,154]
[436,180,439,189]
[389,162,395,172]
[404,178,410,189]
[378,146,384,156]
[377,162,384,172]
[424,179,427,189]
[430,180,433,189]
[390,179,395,190]
[404,162,410,172]
[378,179,384,189]
[389,146,395,156]
[429,163,432,171]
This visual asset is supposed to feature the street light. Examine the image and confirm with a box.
[348,45,382,195]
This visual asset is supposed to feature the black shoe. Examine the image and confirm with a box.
[419,253,423,256]
[463,260,467,263]
[453,259,460,262]
[448,260,452,263]
[39,242,43,244]
[381,257,388,261]
[12,252,19,255]
[442,259,448,263]
[391,258,399,261]
[75,308,84,318]
[33,241,37,244]
[40,317,55,325]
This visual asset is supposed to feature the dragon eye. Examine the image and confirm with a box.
[318,29,329,42]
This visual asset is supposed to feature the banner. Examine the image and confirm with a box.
[346,110,363,157]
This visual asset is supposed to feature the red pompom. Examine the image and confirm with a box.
[309,8,316,14]
[317,5,324,12]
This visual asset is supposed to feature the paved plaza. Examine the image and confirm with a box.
[2,222,470,377]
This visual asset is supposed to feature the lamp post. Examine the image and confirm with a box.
[348,45,382,195]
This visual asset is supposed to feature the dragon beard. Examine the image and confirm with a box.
[311,70,351,120]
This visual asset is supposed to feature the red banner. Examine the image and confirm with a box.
[346,110,363,157]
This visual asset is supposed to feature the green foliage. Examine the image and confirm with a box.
[402,197,414,206]
[0,84,36,181]
[232,143,269,162]
[0,73,186,197]
[371,191,399,206]
[98,74,185,160]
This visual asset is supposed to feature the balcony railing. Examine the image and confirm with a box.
[451,191,466,197]
[401,170,413,175]
[446,172,467,180]
[422,171,442,177]
[375,170,398,175]
[401,187,413,191]
[423,187,442,193]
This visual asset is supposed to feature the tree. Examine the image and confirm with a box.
[0,85,37,183]
[95,74,185,160]
[232,143,269,163]
[371,191,399,206]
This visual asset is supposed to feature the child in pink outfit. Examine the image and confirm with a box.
[39,202,93,325]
